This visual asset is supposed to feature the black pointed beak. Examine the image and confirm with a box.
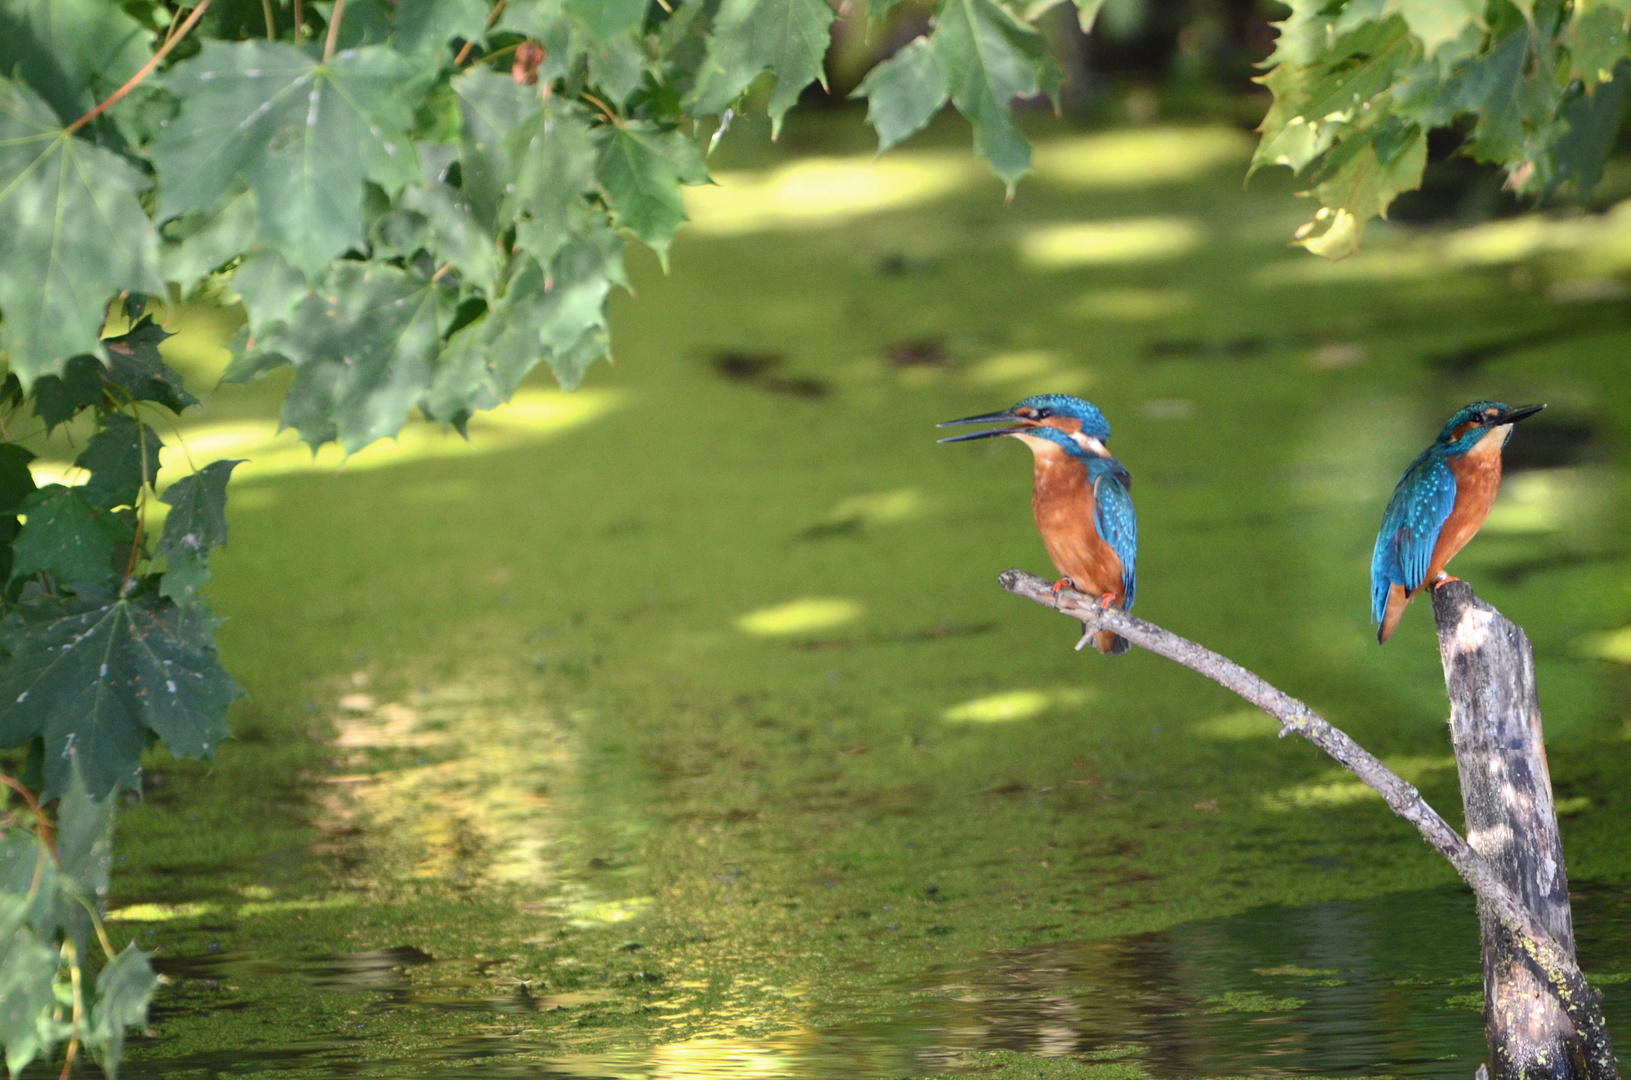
[937,409,1021,428]
[1497,403,1546,425]
[937,426,1029,443]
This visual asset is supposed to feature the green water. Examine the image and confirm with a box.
[35,108,1631,1078]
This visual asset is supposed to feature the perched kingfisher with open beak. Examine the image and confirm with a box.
[939,394,1137,655]
[1371,401,1546,643]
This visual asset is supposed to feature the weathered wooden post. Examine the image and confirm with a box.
[1434,581,1586,1080]
[999,568,1618,1079]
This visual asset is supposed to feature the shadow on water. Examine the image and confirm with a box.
[106,886,1631,1078]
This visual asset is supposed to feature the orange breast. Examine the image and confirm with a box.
[1031,449,1125,604]
[1426,427,1507,586]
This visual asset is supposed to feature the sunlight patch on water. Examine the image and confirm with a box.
[1261,757,1455,811]
[318,671,573,886]
[737,598,863,636]
[1255,197,1631,287]
[1019,219,1205,269]
[1065,287,1193,321]
[552,1033,814,1079]
[28,388,618,531]
[1484,467,1602,534]
[1031,128,1251,189]
[1438,203,1631,269]
[1192,709,1277,740]
[941,689,1090,724]
[684,153,979,235]
[1580,626,1631,664]
[967,350,1066,387]
[1252,248,1444,286]
[563,895,654,927]
[821,489,932,528]
[106,901,218,922]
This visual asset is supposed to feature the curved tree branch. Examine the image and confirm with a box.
[999,569,1618,1080]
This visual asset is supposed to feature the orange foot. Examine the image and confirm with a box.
[1431,575,1463,591]
[1051,577,1075,599]
[1097,594,1115,611]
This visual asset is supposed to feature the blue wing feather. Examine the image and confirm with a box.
[1091,458,1138,611]
[1370,448,1456,624]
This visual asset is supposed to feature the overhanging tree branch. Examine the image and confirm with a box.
[999,568,1618,1080]
[67,0,214,133]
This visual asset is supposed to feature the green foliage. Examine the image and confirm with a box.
[688,0,836,136]
[0,763,157,1078]
[0,298,242,810]
[595,121,711,264]
[0,594,242,798]
[855,36,948,152]
[156,460,242,604]
[856,0,1060,187]
[0,78,160,388]
[1253,0,1631,258]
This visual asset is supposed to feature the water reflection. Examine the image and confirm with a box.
[119,886,1631,1078]
[319,669,573,886]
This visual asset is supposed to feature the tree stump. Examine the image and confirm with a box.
[1433,581,1586,1080]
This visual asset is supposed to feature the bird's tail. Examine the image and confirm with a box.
[1377,582,1411,644]
[1094,630,1132,656]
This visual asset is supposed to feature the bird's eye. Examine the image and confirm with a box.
[1035,408,1052,419]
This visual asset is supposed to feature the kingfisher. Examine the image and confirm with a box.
[1371,401,1545,643]
[939,394,1137,655]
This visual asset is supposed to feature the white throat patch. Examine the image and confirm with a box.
[1471,424,1512,457]
[1070,433,1108,457]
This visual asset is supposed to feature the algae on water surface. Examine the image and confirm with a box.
[27,108,1631,1077]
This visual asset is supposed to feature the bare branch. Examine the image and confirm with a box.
[999,568,1618,1080]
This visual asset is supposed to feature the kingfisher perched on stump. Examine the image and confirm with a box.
[1371,401,1545,643]
[939,394,1137,655]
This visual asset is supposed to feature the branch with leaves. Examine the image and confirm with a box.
[0,762,158,1078]
[1000,568,1618,1080]
[0,301,242,803]
[1249,0,1631,259]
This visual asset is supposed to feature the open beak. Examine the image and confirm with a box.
[937,426,1029,443]
[937,408,1033,443]
[938,409,1021,428]
[1496,403,1546,425]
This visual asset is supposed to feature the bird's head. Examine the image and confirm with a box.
[1436,401,1546,455]
[937,395,1111,456]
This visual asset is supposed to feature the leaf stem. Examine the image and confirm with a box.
[27,836,47,905]
[580,91,620,125]
[74,894,120,962]
[478,41,520,66]
[294,0,303,37]
[57,1034,77,1080]
[261,0,276,38]
[0,772,53,855]
[144,406,200,473]
[455,0,506,65]
[322,0,345,62]
[62,941,83,1080]
[160,6,189,48]
[69,0,215,134]
[116,396,155,591]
